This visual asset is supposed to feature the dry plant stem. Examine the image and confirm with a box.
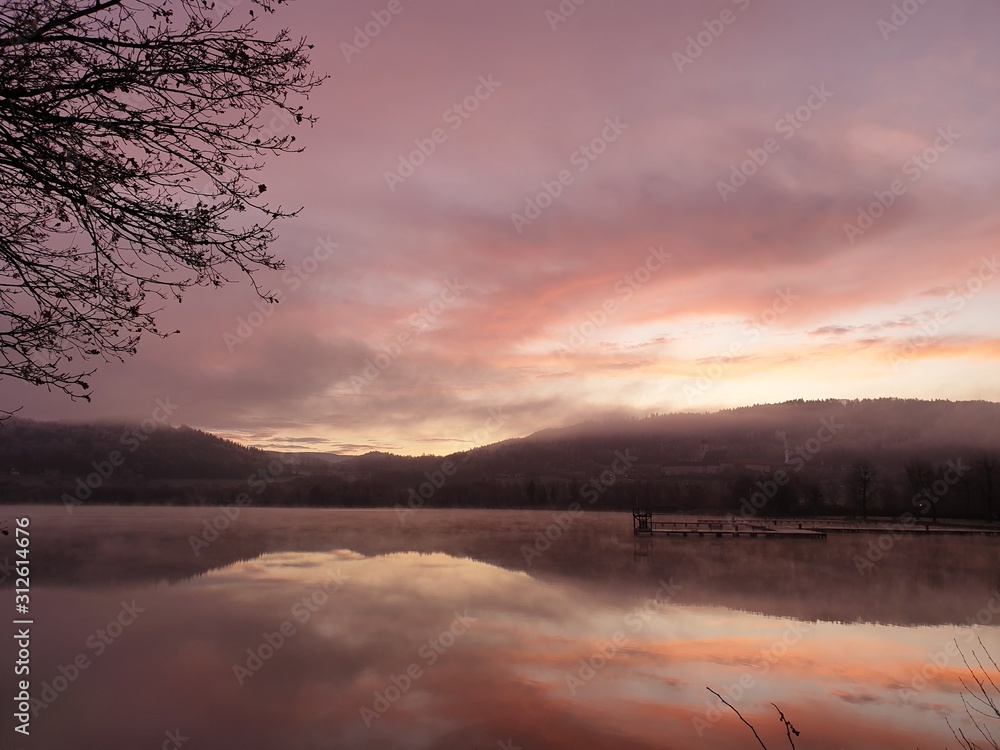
[955,639,1000,750]
[707,687,768,750]
[772,703,799,749]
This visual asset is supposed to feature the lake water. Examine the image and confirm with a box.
[2,506,999,749]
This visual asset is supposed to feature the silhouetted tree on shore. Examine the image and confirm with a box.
[905,459,936,521]
[977,455,997,520]
[850,463,878,519]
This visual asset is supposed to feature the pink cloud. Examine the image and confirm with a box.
[4,0,1000,453]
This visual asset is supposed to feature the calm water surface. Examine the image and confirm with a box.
[2,506,999,749]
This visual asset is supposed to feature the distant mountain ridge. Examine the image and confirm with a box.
[2,399,998,517]
[4,399,998,479]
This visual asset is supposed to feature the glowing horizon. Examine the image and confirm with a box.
[3,0,999,456]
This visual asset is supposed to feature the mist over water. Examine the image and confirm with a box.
[2,506,998,749]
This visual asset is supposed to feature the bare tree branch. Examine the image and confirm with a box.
[0,0,326,403]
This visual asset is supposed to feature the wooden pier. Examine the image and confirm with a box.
[633,508,826,539]
[633,508,1000,539]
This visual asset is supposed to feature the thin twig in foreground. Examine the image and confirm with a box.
[772,703,800,749]
[707,687,768,749]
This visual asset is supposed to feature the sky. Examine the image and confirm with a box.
[4,0,1000,455]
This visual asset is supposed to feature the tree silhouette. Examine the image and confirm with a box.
[904,459,936,522]
[976,454,997,520]
[0,0,325,402]
[850,463,878,520]
[524,477,537,501]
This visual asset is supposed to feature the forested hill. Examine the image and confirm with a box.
[472,398,1000,473]
[0,419,270,480]
[2,399,999,516]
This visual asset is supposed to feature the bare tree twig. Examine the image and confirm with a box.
[707,687,768,750]
[772,703,800,749]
